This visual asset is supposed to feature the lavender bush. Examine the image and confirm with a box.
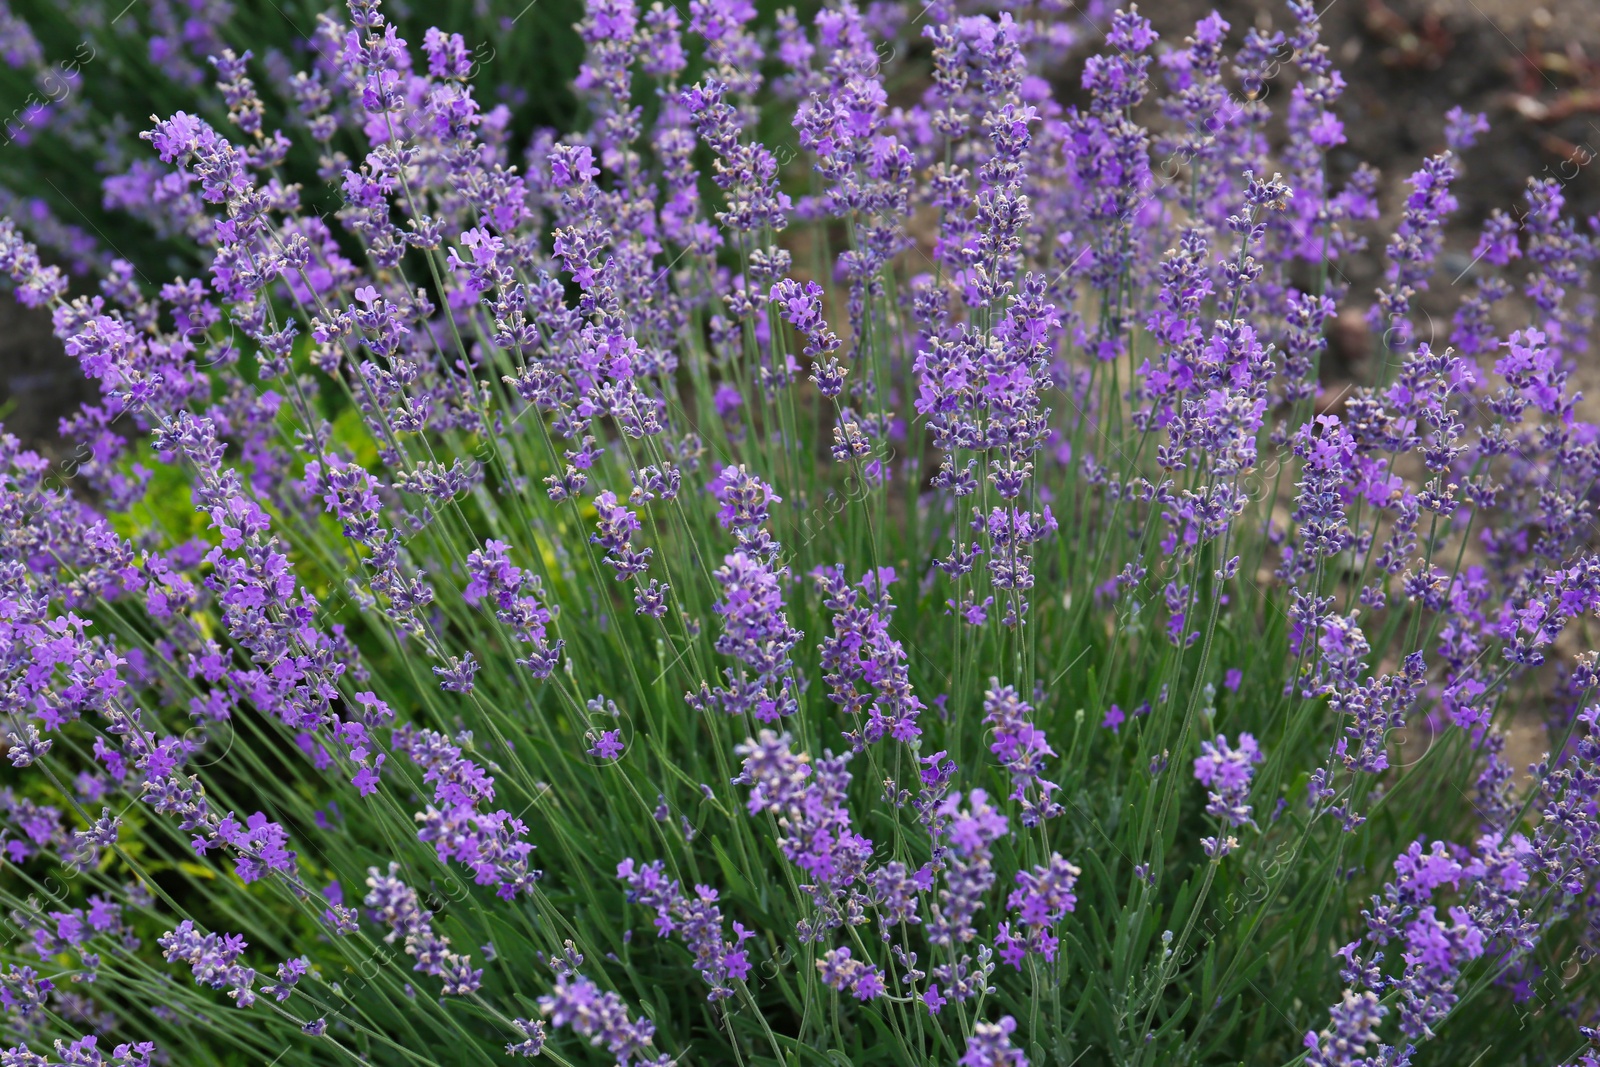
[1,0,1598,1064]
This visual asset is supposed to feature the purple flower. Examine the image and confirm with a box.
[1303,989,1385,1067]
[392,726,541,899]
[814,566,923,750]
[618,859,751,1000]
[2,1036,160,1066]
[735,731,871,933]
[588,730,624,761]
[681,79,789,233]
[550,143,599,188]
[961,1015,1028,1067]
[2,3,1598,1062]
[1443,106,1488,151]
[349,765,381,796]
[999,854,1081,966]
[1193,733,1263,828]
[702,548,800,722]
[158,921,257,1008]
[364,864,482,995]
[707,465,780,533]
[712,382,743,418]
[983,682,1061,824]
[816,945,885,1000]
[262,956,311,1003]
[432,652,480,693]
[506,1017,547,1058]
[538,971,670,1067]
[928,790,1007,955]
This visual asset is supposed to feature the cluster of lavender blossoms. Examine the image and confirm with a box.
[1,0,1599,1063]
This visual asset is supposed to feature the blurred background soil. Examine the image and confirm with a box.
[0,277,92,452]
[1133,0,1600,379]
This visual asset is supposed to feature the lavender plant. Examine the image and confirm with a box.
[1,1,1599,1065]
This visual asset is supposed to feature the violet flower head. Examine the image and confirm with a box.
[734,731,871,935]
[538,971,671,1067]
[982,681,1062,825]
[998,853,1080,967]
[817,945,886,1001]
[158,921,257,1008]
[814,565,923,750]
[707,464,780,534]
[703,547,801,722]
[588,730,624,761]
[1193,733,1263,828]
[1303,989,1386,1067]
[961,1015,1029,1067]
[1442,106,1488,151]
[618,859,752,1000]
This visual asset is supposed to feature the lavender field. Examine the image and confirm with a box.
[0,0,1598,1065]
